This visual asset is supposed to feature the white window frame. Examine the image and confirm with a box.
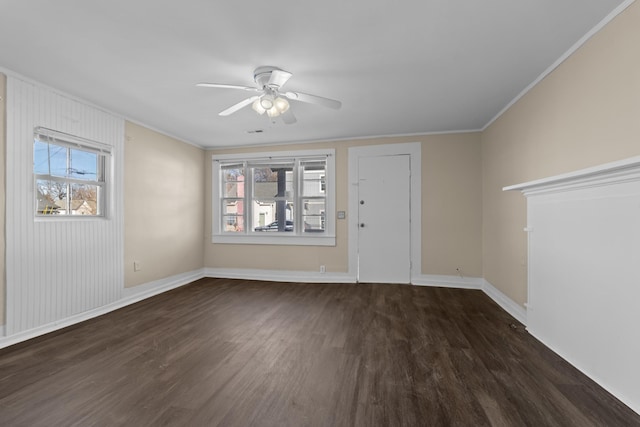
[33,127,111,219]
[212,149,336,246]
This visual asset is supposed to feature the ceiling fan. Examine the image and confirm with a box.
[197,66,342,125]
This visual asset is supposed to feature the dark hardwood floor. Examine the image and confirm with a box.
[0,278,638,426]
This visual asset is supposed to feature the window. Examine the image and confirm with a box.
[213,149,335,245]
[34,127,110,217]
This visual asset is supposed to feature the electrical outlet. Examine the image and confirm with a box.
[134,261,141,272]
[320,265,326,274]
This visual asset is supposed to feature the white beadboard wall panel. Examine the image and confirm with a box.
[5,76,124,336]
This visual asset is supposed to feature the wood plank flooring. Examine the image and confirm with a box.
[0,278,638,426]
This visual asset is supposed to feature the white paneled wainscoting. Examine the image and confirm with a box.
[4,75,125,336]
[505,155,640,416]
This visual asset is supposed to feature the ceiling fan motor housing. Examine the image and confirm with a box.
[254,66,284,89]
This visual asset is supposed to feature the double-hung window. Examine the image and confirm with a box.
[213,149,335,246]
[34,127,110,217]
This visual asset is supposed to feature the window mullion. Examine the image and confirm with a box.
[294,158,301,234]
[222,166,229,234]
[246,161,252,234]
[66,147,71,214]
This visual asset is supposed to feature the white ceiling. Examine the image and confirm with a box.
[0,0,628,148]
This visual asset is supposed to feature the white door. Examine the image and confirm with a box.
[357,154,411,283]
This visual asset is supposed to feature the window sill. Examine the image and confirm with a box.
[212,233,336,246]
[35,215,108,222]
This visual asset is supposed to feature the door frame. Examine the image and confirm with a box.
[348,142,422,283]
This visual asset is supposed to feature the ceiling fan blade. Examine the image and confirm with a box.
[268,70,293,88]
[281,108,297,125]
[219,96,259,116]
[197,83,259,92]
[284,91,342,109]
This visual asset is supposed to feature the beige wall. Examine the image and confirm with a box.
[0,73,5,326]
[124,122,205,288]
[481,1,640,305]
[204,133,483,277]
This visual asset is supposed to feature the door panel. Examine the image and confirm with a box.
[357,155,411,283]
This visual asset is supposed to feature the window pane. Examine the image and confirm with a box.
[223,216,244,232]
[222,166,244,182]
[252,200,293,232]
[303,199,326,232]
[222,200,244,232]
[36,179,66,214]
[301,161,326,196]
[48,145,68,177]
[70,148,98,181]
[253,166,293,199]
[223,181,244,198]
[34,140,51,175]
[70,183,99,215]
[222,199,244,216]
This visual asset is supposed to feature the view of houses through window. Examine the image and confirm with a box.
[33,128,108,217]
[220,156,327,234]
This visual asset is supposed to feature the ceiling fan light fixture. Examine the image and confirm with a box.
[274,97,290,113]
[266,105,281,118]
[252,98,266,115]
[265,97,290,118]
[259,94,274,110]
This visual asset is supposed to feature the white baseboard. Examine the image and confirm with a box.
[482,279,527,325]
[0,268,205,350]
[123,268,206,302]
[412,274,483,289]
[203,270,527,325]
[412,275,526,326]
[204,267,356,284]
[0,268,527,349]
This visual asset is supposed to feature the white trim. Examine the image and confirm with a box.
[503,155,640,196]
[203,269,528,326]
[204,267,356,283]
[212,234,336,246]
[35,126,113,153]
[122,269,206,301]
[483,0,636,131]
[412,275,527,325]
[348,142,422,282]
[412,274,484,289]
[212,148,335,162]
[0,269,205,350]
[209,129,482,150]
[124,117,205,149]
[482,280,527,325]
[0,325,4,338]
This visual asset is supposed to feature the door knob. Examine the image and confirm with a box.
[360,200,365,205]
[360,223,365,228]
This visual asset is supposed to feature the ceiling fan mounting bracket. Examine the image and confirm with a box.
[254,66,285,88]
